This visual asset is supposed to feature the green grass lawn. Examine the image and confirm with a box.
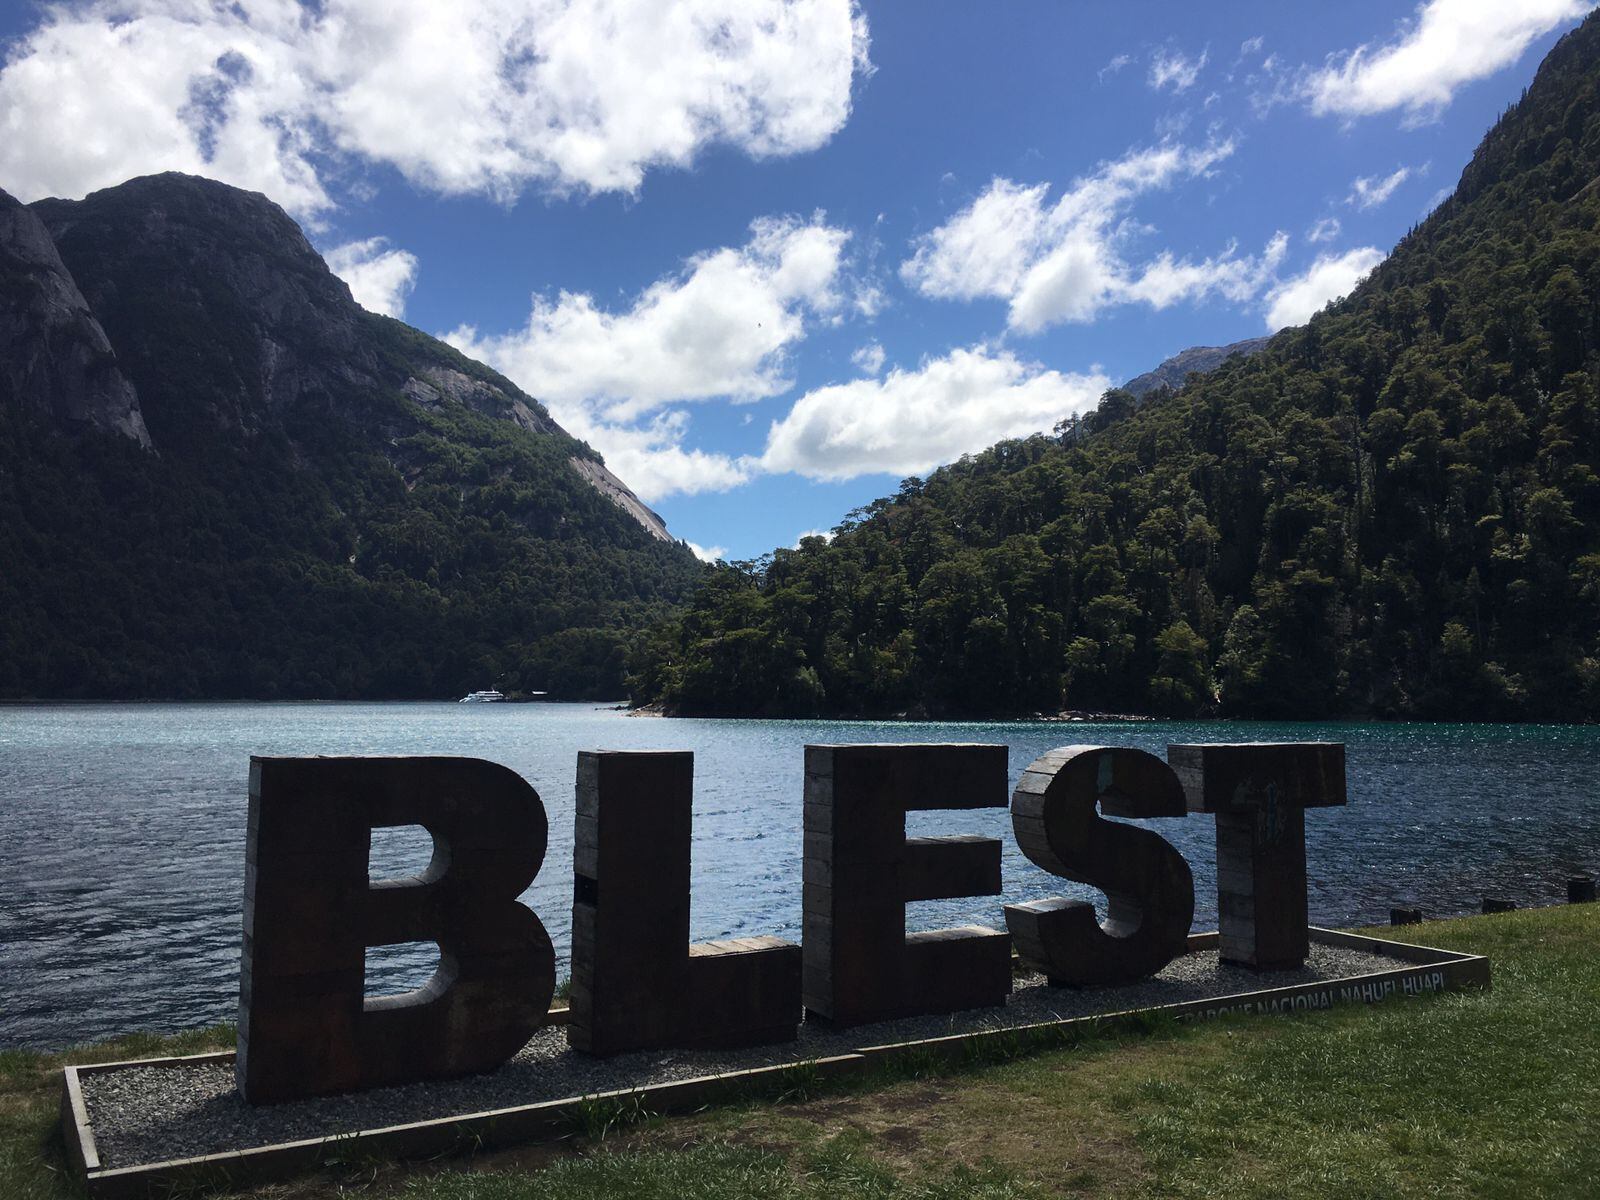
[6,906,1597,1198]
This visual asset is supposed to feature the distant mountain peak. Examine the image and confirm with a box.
[8,171,672,541]
[1120,336,1274,399]
[0,172,700,700]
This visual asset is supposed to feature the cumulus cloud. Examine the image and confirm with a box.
[901,141,1282,333]
[1123,232,1288,309]
[0,0,871,216]
[324,237,418,318]
[570,410,756,502]
[850,342,886,375]
[901,178,1053,304]
[1307,0,1592,123]
[449,215,848,420]
[0,11,330,214]
[760,346,1110,482]
[1347,165,1414,210]
[1264,247,1386,329]
[1307,216,1342,243]
[1148,47,1208,94]
[446,215,854,501]
[685,540,728,563]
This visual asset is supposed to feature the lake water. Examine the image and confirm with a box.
[3,702,1599,1049]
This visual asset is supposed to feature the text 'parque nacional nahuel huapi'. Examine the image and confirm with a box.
[236,741,1344,1104]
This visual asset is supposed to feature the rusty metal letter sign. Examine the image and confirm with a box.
[238,757,556,1103]
[1167,742,1347,969]
[802,743,1011,1026]
[568,751,800,1055]
[1004,746,1194,986]
[235,741,1347,1102]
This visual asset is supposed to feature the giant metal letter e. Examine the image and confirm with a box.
[237,756,556,1103]
[802,743,1011,1026]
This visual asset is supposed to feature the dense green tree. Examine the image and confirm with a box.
[631,15,1600,721]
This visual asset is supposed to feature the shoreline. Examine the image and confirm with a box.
[627,701,1157,722]
[2,698,1596,727]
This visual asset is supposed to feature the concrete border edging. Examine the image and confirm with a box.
[61,929,1489,1198]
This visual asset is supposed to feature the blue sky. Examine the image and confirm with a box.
[0,1,1592,559]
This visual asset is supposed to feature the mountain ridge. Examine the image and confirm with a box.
[1121,336,1274,400]
[630,11,1600,722]
[0,172,701,700]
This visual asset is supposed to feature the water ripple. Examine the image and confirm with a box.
[3,704,1599,1047]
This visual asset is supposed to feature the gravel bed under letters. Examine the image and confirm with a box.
[81,942,1400,1169]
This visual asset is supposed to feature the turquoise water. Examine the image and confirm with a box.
[3,702,1599,1048]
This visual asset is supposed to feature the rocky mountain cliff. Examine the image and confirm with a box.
[0,173,700,699]
[0,189,148,446]
[1121,336,1273,399]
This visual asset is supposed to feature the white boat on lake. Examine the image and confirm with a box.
[458,690,507,703]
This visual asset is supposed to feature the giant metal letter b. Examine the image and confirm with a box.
[237,756,556,1103]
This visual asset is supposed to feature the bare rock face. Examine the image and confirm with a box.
[33,173,381,447]
[1121,336,1273,399]
[0,172,703,703]
[18,172,672,540]
[0,188,149,447]
[402,365,564,438]
[568,457,673,542]
[4,171,674,543]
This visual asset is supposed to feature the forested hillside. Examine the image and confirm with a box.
[0,175,702,700]
[631,15,1600,721]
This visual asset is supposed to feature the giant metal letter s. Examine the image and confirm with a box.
[802,743,1011,1026]
[237,756,556,1104]
[1004,746,1193,986]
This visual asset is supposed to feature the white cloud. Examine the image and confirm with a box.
[1098,53,1132,82]
[0,0,872,216]
[1149,47,1208,94]
[1123,232,1288,309]
[1153,109,1194,139]
[324,237,418,318]
[1347,165,1413,210]
[760,346,1110,481]
[794,529,834,546]
[569,410,756,502]
[1245,53,1298,117]
[1264,247,1386,329]
[902,140,1279,333]
[0,11,330,215]
[449,215,848,421]
[901,178,1051,303]
[851,342,886,375]
[1307,0,1592,123]
[1307,216,1342,243]
[685,540,728,563]
[446,214,855,501]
